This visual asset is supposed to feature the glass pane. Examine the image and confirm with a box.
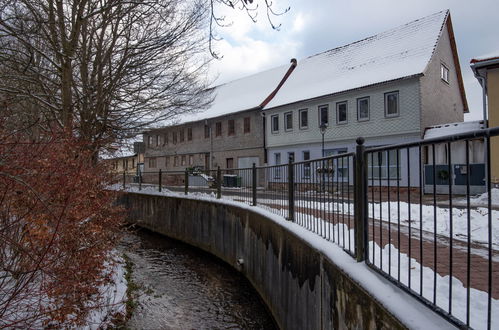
[301,110,308,127]
[387,93,398,115]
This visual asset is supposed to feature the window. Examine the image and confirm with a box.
[226,158,234,169]
[187,128,192,141]
[165,156,169,168]
[216,122,222,137]
[148,157,156,168]
[181,155,186,166]
[288,152,295,162]
[303,151,310,178]
[123,159,127,170]
[228,119,235,136]
[357,97,370,121]
[385,91,399,117]
[299,109,308,129]
[284,112,293,131]
[132,158,135,168]
[368,149,400,179]
[336,101,348,124]
[172,132,177,144]
[148,135,153,147]
[271,115,279,133]
[204,125,210,138]
[244,117,251,133]
[324,148,348,179]
[318,105,329,126]
[180,129,184,142]
[189,155,193,165]
[274,153,281,179]
[174,156,178,167]
[163,134,168,145]
[441,64,449,83]
[156,135,160,146]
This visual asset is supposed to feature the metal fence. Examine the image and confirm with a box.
[120,126,499,329]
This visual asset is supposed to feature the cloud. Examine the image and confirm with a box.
[208,0,499,121]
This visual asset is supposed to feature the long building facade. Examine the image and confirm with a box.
[263,10,467,188]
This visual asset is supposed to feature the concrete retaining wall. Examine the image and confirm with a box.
[118,192,409,329]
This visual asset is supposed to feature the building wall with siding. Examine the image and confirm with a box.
[265,78,421,149]
[420,23,465,132]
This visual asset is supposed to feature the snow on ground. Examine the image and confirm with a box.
[118,185,498,329]
[368,200,499,249]
[83,253,127,329]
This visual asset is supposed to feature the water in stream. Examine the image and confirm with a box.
[119,229,277,329]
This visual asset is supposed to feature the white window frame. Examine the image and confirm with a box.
[284,111,293,131]
[274,153,281,179]
[318,105,329,127]
[384,91,399,118]
[336,101,348,124]
[441,63,449,83]
[299,109,308,129]
[271,114,279,133]
[302,151,311,178]
[368,149,401,179]
[357,97,370,122]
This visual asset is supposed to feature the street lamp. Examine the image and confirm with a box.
[319,122,328,191]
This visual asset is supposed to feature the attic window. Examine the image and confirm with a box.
[441,64,449,83]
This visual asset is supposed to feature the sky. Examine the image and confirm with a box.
[208,0,499,122]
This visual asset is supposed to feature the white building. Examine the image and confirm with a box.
[263,10,468,187]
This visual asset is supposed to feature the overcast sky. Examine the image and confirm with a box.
[208,0,499,122]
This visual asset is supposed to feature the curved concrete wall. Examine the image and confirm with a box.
[119,193,406,329]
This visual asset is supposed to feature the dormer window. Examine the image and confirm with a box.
[441,64,449,83]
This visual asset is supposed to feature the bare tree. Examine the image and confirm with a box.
[0,0,213,159]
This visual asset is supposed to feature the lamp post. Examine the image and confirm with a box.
[320,123,328,191]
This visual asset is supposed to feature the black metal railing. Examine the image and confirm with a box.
[119,126,498,329]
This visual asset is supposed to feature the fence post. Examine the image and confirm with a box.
[252,163,257,206]
[354,137,368,262]
[123,171,126,190]
[158,169,162,192]
[139,171,142,191]
[184,170,189,195]
[287,156,295,221]
[217,166,222,199]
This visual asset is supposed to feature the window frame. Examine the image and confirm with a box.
[302,151,311,178]
[215,122,222,137]
[274,153,281,179]
[441,63,449,83]
[384,91,400,118]
[204,125,210,139]
[228,119,235,136]
[271,114,279,133]
[299,109,308,129]
[357,97,370,122]
[179,129,185,142]
[244,117,251,133]
[284,111,293,131]
[336,101,348,124]
[318,104,329,127]
[148,157,157,168]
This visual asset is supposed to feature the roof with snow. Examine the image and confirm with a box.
[265,10,449,109]
[470,53,499,64]
[176,64,291,124]
[424,120,485,139]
